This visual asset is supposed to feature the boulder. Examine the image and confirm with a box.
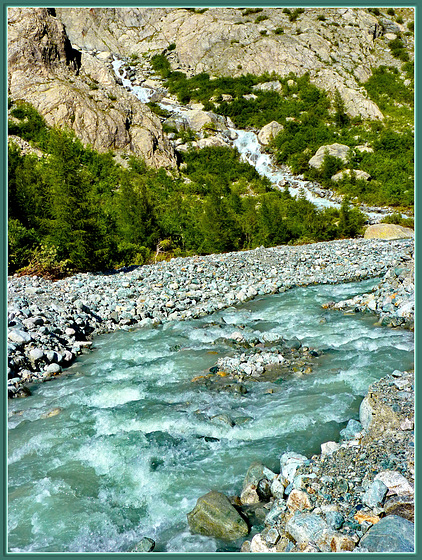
[384,494,414,522]
[187,490,249,541]
[257,121,284,145]
[252,81,282,93]
[240,461,266,505]
[362,479,388,508]
[196,136,227,149]
[308,143,351,169]
[183,110,226,133]
[374,471,414,497]
[357,515,414,552]
[285,512,330,544]
[364,224,414,240]
[320,441,340,456]
[331,169,371,182]
[339,418,362,441]
[128,537,155,552]
[280,452,308,482]
[286,489,312,513]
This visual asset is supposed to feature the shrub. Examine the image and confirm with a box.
[274,27,284,34]
[389,37,409,62]
[381,212,414,228]
[150,53,172,78]
[242,8,263,16]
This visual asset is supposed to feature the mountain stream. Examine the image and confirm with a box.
[8,279,414,552]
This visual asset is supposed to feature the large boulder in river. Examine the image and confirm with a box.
[187,490,249,541]
[364,224,414,240]
[258,121,284,145]
[308,143,351,169]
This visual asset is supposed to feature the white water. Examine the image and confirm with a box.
[232,129,334,208]
[110,56,410,222]
[8,280,414,552]
[112,58,154,104]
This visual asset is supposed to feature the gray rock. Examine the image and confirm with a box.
[8,329,32,344]
[308,143,351,169]
[187,490,249,541]
[363,479,388,508]
[359,394,374,430]
[128,537,155,552]
[45,363,62,374]
[357,515,414,552]
[325,510,344,530]
[285,512,330,544]
[384,494,414,522]
[280,451,308,482]
[28,348,45,363]
[340,418,362,441]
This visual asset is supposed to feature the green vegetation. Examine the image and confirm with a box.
[8,28,414,277]
[8,101,367,277]
[388,37,409,62]
[381,212,414,229]
[283,8,305,22]
[255,14,268,23]
[274,27,284,34]
[242,8,263,16]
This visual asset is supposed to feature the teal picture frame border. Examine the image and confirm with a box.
[1,2,419,559]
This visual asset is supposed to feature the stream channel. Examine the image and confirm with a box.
[8,279,414,552]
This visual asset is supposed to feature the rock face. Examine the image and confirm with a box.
[364,224,414,240]
[54,7,414,120]
[308,143,351,169]
[187,490,249,541]
[7,8,176,168]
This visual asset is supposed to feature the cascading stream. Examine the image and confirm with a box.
[110,55,409,222]
[8,280,414,552]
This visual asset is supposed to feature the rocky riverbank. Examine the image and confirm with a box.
[8,237,413,398]
[222,367,414,552]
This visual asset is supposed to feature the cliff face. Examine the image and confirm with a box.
[55,7,413,120]
[7,8,176,168]
[8,7,414,165]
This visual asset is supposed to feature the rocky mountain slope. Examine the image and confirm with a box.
[7,8,176,168]
[8,7,414,162]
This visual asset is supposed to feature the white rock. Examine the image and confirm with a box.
[321,441,340,456]
[374,471,414,497]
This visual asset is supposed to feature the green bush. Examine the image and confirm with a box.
[8,101,48,145]
[242,8,263,16]
[388,37,410,62]
[381,212,414,228]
